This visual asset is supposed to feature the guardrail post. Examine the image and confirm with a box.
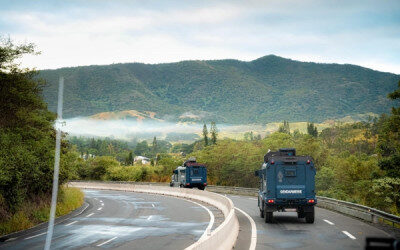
[372,214,378,224]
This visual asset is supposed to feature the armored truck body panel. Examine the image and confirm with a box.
[256,148,316,223]
[170,158,207,190]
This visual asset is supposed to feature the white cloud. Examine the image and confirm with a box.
[1,0,399,73]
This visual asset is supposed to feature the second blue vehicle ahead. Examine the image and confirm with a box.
[255,148,317,223]
[170,158,207,190]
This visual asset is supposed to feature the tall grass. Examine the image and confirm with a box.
[0,187,84,236]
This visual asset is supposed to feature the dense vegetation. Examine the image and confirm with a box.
[0,187,83,235]
[39,55,398,124]
[0,39,83,235]
[68,136,172,163]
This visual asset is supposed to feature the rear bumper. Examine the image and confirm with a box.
[184,183,207,188]
[263,198,317,211]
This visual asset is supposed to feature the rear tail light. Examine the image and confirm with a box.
[270,160,275,165]
[267,199,275,204]
[186,183,190,186]
[307,160,311,164]
[308,199,315,203]
[204,183,207,186]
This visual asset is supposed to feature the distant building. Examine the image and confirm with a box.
[81,153,95,160]
[134,156,150,165]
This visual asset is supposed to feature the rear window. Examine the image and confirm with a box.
[285,169,296,177]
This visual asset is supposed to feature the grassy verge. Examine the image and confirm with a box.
[0,186,84,236]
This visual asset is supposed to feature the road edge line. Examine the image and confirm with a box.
[188,200,215,240]
[235,207,257,250]
[0,201,89,242]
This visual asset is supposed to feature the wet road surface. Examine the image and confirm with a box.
[0,189,220,250]
[230,194,393,250]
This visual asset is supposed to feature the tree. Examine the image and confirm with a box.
[244,131,254,141]
[0,38,75,211]
[210,121,218,144]
[278,120,290,134]
[377,80,400,178]
[307,122,318,137]
[152,136,158,155]
[202,123,209,146]
[134,141,149,156]
[125,151,133,165]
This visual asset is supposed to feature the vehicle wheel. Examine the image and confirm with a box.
[305,207,315,223]
[297,209,305,219]
[179,184,183,188]
[259,200,264,218]
[264,210,273,223]
[198,186,205,190]
[170,182,174,187]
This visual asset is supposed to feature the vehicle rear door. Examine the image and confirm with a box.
[276,161,306,199]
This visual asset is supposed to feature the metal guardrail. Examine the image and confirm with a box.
[70,181,400,229]
[317,196,400,228]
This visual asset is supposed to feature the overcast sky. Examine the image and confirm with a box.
[1,0,399,73]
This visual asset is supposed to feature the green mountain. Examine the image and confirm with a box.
[39,55,399,124]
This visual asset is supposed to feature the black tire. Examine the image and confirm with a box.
[264,210,273,223]
[198,186,205,190]
[297,209,305,219]
[305,207,315,223]
[259,199,264,218]
[179,184,183,188]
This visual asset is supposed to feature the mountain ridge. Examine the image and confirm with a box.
[39,55,399,124]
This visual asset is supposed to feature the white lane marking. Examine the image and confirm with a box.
[86,213,95,217]
[147,215,153,220]
[248,198,257,201]
[324,219,334,225]
[100,200,103,203]
[65,221,78,226]
[25,232,46,240]
[97,207,103,211]
[97,236,118,247]
[188,200,214,241]
[152,203,155,208]
[235,207,257,250]
[101,203,104,206]
[342,231,356,240]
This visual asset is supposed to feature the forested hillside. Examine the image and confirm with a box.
[39,55,399,124]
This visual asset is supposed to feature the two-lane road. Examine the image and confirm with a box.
[0,189,220,250]
[230,195,393,250]
[2,189,395,250]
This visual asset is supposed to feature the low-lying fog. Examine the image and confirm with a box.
[55,117,269,142]
[56,117,209,141]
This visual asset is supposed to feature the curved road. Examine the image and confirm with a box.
[230,194,394,250]
[0,189,221,250]
[1,189,396,250]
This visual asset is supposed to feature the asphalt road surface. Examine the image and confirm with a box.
[1,190,395,250]
[229,194,393,250]
[0,189,221,250]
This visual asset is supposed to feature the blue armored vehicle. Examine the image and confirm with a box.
[255,148,316,223]
[170,158,207,190]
